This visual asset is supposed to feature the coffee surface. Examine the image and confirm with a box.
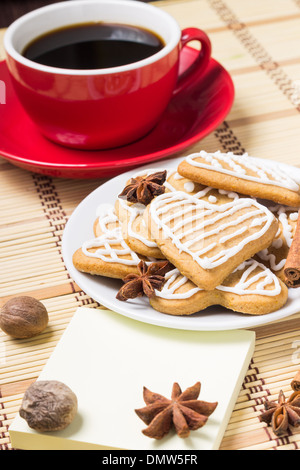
[22,22,165,70]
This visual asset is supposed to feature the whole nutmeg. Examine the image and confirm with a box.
[19,380,78,432]
[0,296,48,338]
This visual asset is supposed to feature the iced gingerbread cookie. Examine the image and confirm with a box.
[150,259,288,316]
[255,205,299,280]
[144,191,279,290]
[116,168,242,259]
[116,169,179,259]
[73,204,142,279]
[177,151,300,207]
[115,198,165,259]
[167,170,241,203]
[92,203,120,237]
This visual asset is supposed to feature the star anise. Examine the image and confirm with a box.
[135,382,218,440]
[260,390,300,436]
[116,260,173,301]
[118,170,167,205]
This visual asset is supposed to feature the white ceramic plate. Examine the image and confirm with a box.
[62,156,300,331]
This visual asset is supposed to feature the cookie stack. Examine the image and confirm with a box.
[72,151,300,317]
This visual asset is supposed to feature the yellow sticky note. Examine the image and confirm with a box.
[9,307,255,450]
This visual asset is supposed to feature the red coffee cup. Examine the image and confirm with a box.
[4,0,211,150]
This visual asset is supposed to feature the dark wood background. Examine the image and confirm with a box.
[0,0,156,28]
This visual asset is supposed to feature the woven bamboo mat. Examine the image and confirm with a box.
[1,0,300,451]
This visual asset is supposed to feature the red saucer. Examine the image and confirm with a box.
[0,47,234,179]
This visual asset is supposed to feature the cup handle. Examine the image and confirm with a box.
[173,27,212,95]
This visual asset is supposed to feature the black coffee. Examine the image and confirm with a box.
[22,22,165,70]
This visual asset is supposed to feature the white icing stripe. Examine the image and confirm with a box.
[149,191,275,270]
[177,208,264,247]
[116,168,178,250]
[117,198,158,248]
[155,260,282,299]
[184,151,300,192]
[82,204,141,266]
[156,269,201,300]
[97,206,121,237]
[257,249,287,272]
[278,211,294,249]
[218,260,280,294]
[219,226,247,244]
[256,204,298,271]
[82,233,141,265]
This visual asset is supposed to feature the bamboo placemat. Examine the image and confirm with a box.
[1,0,300,451]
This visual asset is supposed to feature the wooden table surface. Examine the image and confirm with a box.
[1,0,300,451]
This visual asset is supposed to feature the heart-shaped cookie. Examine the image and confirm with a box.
[150,259,288,316]
[145,191,279,290]
[73,204,142,279]
[115,197,165,259]
[177,151,300,207]
[115,168,179,259]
